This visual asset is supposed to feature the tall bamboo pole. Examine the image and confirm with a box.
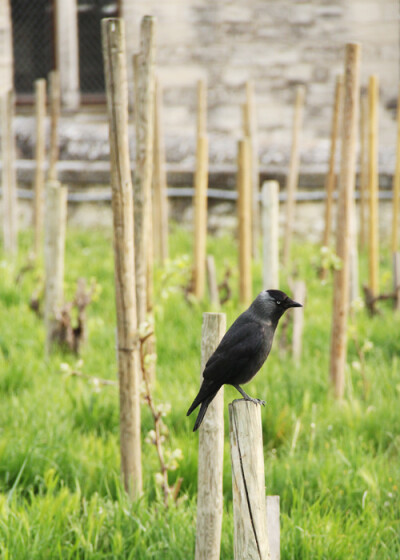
[329,43,361,399]
[0,89,17,255]
[391,85,400,254]
[48,70,60,182]
[197,79,207,137]
[367,75,379,297]
[102,17,142,498]
[322,75,343,249]
[33,78,46,257]
[283,85,305,267]
[195,312,226,560]
[237,138,252,306]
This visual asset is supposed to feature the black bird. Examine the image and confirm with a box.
[187,289,302,431]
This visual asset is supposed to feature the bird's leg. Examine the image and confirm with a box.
[233,385,266,406]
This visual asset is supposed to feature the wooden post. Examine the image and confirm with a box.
[193,79,209,299]
[266,496,280,560]
[102,17,142,498]
[322,75,343,250]
[33,79,46,258]
[243,80,260,259]
[393,252,400,311]
[48,70,60,182]
[229,400,270,560]
[152,78,169,263]
[195,313,226,560]
[133,16,156,383]
[193,135,209,299]
[133,16,156,327]
[292,280,306,360]
[206,255,220,309]
[237,138,252,306]
[329,43,361,399]
[391,86,400,254]
[0,89,17,255]
[44,180,67,353]
[359,94,369,250]
[261,180,279,289]
[282,85,305,268]
[367,75,379,297]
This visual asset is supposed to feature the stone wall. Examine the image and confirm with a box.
[121,0,399,168]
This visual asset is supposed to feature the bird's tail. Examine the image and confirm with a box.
[192,393,217,432]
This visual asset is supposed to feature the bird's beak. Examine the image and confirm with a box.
[287,298,303,308]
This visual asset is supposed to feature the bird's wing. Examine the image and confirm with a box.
[202,318,266,384]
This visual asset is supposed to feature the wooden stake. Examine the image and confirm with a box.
[282,85,305,268]
[391,86,400,254]
[0,89,17,255]
[206,255,220,309]
[243,81,260,259]
[48,70,60,182]
[229,400,270,560]
[359,93,369,250]
[367,75,379,297]
[197,79,207,137]
[195,312,226,560]
[152,78,169,263]
[237,138,252,306]
[393,252,400,311]
[261,180,279,289]
[102,17,142,498]
[322,75,343,250]
[33,79,46,258]
[292,280,306,360]
[44,180,67,353]
[266,496,281,560]
[329,43,361,399]
[193,134,209,299]
[133,16,156,383]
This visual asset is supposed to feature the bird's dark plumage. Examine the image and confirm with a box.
[187,289,302,431]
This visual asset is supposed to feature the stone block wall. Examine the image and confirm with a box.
[121,0,399,168]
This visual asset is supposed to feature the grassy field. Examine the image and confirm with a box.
[0,225,399,559]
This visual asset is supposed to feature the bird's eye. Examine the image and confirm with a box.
[275,300,281,305]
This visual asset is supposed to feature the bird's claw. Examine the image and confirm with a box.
[244,397,266,406]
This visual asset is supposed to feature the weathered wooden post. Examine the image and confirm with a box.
[193,79,209,299]
[391,85,400,255]
[229,400,270,559]
[243,80,260,259]
[152,78,169,263]
[292,280,306,360]
[329,43,361,399]
[282,85,305,268]
[321,75,343,251]
[102,17,142,498]
[133,15,156,382]
[44,180,67,353]
[359,93,369,250]
[237,138,252,306]
[261,180,279,289]
[367,75,379,298]
[0,89,17,255]
[206,255,220,309]
[33,78,46,258]
[195,312,226,560]
[48,70,60,182]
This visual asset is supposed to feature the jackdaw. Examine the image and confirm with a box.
[187,289,302,431]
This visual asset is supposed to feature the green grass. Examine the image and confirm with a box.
[0,225,399,559]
